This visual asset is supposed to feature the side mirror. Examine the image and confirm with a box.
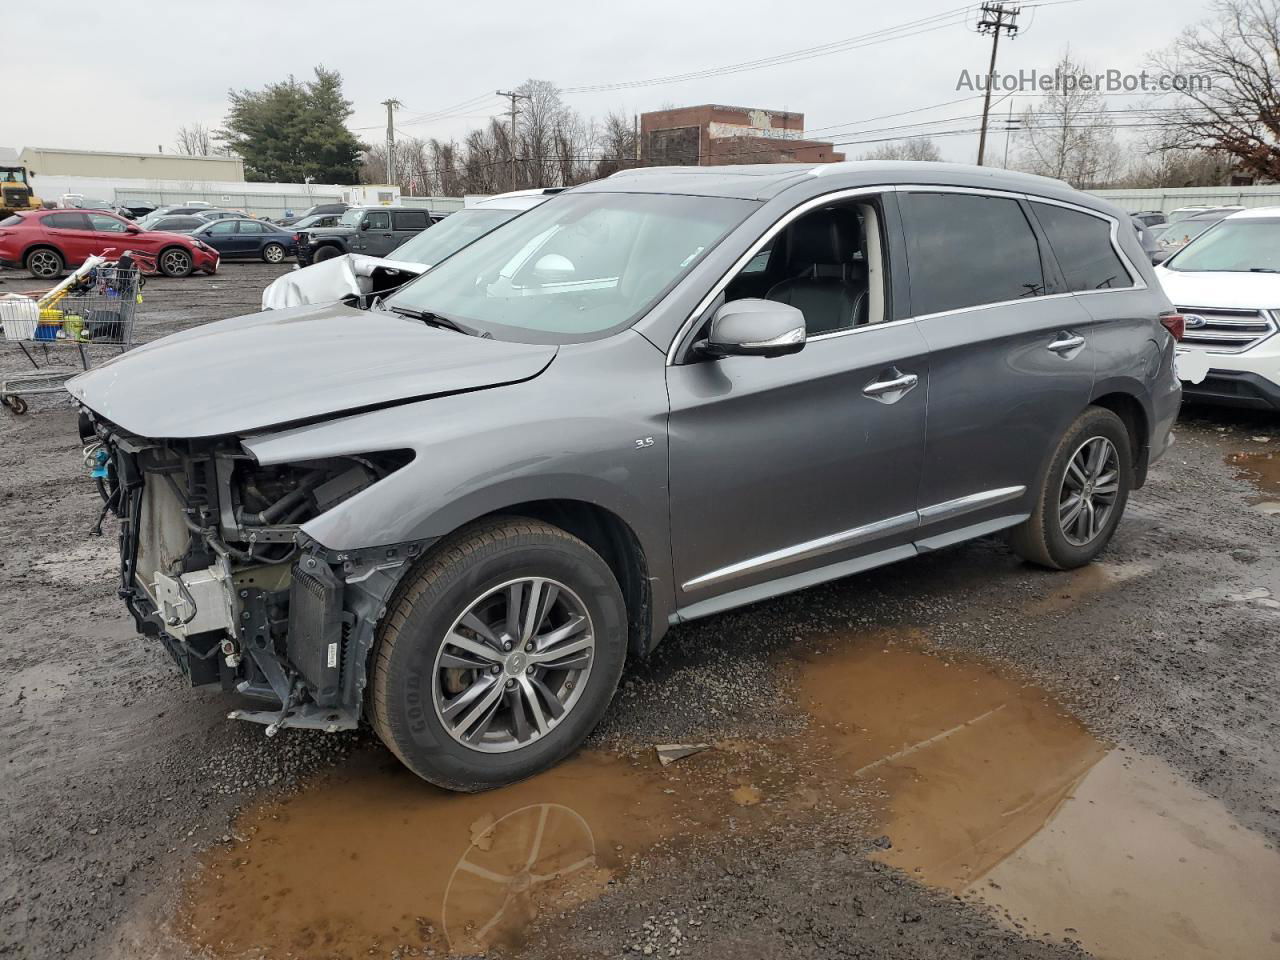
[533,253,575,277]
[697,299,806,359]
[126,224,142,234]
[359,219,370,231]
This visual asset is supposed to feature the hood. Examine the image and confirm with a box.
[1155,267,1280,311]
[299,226,356,238]
[67,302,557,439]
[141,229,197,243]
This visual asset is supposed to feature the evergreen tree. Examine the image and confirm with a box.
[218,67,365,184]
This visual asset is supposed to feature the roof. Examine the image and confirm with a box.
[0,146,19,166]
[21,146,237,164]
[1225,206,1280,220]
[587,160,1092,207]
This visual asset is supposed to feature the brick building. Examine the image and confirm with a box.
[640,105,844,167]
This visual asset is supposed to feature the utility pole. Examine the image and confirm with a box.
[496,89,531,190]
[975,2,1020,166]
[381,98,401,187]
[1002,100,1020,168]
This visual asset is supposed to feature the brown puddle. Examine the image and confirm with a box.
[1022,559,1156,616]
[178,630,1280,959]
[793,638,1107,890]
[1227,449,1280,513]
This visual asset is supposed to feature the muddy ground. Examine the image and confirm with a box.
[2,262,1278,960]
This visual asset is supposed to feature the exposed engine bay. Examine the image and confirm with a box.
[82,409,417,735]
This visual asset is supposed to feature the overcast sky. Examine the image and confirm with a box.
[17,0,1211,167]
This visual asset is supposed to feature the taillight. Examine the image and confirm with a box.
[1160,313,1185,341]
[293,233,301,245]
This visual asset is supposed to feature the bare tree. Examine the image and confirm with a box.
[1119,124,1237,187]
[1015,52,1122,188]
[595,111,639,177]
[1150,0,1280,182]
[174,123,215,156]
[859,138,944,162]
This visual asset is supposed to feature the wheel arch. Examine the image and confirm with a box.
[417,499,659,661]
[1090,386,1151,487]
[22,242,64,267]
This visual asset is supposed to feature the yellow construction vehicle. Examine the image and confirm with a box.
[0,165,43,217]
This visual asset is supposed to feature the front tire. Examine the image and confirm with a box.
[262,242,286,264]
[371,518,628,792]
[158,246,193,278]
[311,244,342,263]
[1010,406,1132,570]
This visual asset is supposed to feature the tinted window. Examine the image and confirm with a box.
[238,221,265,234]
[157,217,202,231]
[1032,202,1132,291]
[366,211,391,230]
[89,214,128,233]
[44,212,90,230]
[393,210,428,230]
[900,193,1045,315]
[1,214,24,227]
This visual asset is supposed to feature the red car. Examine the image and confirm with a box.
[0,209,219,279]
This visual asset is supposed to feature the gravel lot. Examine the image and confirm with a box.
[1,261,1277,960]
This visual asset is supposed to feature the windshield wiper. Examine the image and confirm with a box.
[386,305,478,336]
[1249,267,1280,274]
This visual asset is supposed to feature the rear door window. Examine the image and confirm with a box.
[238,221,266,234]
[44,212,91,230]
[1031,202,1133,291]
[899,192,1046,316]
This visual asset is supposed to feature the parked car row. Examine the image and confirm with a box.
[0,208,219,278]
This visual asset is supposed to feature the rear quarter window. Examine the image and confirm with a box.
[393,211,428,230]
[1031,202,1134,291]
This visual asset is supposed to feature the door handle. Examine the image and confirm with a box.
[862,370,919,399]
[1048,333,1086,354]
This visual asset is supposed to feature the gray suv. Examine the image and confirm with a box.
[296,206,440,264]
[69,162,1181,791]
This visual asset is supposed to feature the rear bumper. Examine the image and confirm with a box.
[1182,369,1280,411]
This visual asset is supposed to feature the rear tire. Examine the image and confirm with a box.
[25,247,64,280]
[158,246,193,278]
[371,517,628,792]
[1010,406,1132,570]
[262,242,286,264]
[312,245,341,263]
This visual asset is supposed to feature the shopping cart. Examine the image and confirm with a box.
[1,252,145,414]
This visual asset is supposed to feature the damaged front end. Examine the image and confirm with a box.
[83,411,421,735]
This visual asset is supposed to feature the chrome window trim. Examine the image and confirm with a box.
[894,184,1146,296]
[680,485,1027,593]
[666,183,1145,365]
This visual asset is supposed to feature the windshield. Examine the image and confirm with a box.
[1166,219,1280,273]
[388,208,522,267]
[385,192,756,343]
[1,168,27,184]
[1162,218,1224,249]
[338,209,363,227]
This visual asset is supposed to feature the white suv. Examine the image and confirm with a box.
[1155,207,1280,410]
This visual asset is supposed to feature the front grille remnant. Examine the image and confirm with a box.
[1176,306,1277,354]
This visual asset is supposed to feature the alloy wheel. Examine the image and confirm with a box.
[1058,436,1120,546]
[264,244,284,263]
[161,249,191,276]
[28,250,60,278]
[432,577,595,754]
